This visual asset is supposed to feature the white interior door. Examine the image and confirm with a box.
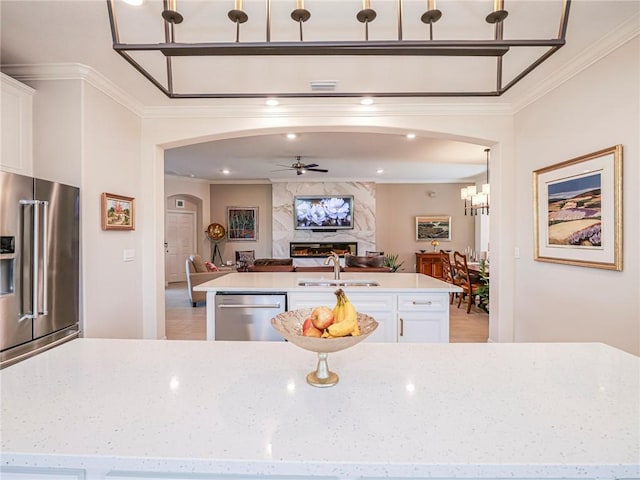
[165,211,196,283]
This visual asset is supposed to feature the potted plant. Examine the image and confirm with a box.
[383,253,405,272]
[475,259,490,313]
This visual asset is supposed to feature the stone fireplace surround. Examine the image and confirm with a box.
[272,182,376,266]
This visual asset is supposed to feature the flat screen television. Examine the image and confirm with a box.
[294,195,354,230]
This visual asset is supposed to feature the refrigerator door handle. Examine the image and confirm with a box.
[19,199,48,320]
[39,200,49,316]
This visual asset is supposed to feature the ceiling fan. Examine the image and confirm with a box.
[274,156,329,176]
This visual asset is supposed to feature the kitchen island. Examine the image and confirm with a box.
[1,339,638,480]
[195,272,461,343]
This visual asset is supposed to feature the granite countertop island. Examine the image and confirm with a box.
[194,271,460,292]
[1,339,638,480]
[195,272,462,342]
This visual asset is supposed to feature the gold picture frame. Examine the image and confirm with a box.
[533,145,622,270]
[101,192,135,231]
[416,215,451,241]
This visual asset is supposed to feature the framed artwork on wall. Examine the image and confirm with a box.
[416,215,451,241]
[101,193,135,231]
[533,144,622,270]
[227,206,258,241]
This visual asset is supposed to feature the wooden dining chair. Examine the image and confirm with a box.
[439,250,456,304]
[453,251,483,314]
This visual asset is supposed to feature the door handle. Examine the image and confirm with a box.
[399,317,404,336]
[218,303,282,309]
[40,200,49,316]
[20,199,49,318]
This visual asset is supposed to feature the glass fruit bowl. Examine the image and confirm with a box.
[271,308,378,387]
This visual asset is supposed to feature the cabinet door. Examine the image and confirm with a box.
[397,293,449,343]
[1,73,34,176]
[398,312,448,343]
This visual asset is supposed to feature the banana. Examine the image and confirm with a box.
[326,289,360,337]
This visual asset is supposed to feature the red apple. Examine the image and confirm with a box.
[310,306,334,330]
[302,318,323,337]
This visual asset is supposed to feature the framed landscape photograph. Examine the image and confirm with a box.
[227,206,258,241]
[101,193,135,231]
[533,145,622,270]
[416,215,451,241]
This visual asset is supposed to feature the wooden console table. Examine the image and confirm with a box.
[416,252,443,279]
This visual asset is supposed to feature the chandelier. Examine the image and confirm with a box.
[107,0,571,99]
[461,148,490,216]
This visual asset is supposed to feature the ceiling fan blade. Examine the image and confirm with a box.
[306,168,329,173]
[302,163,319,169]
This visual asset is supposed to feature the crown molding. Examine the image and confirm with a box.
[0,71,36,94]
[512,11,640,113]
[142,101,514,120]
[1,63,144,117]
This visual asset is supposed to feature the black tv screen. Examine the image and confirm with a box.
[294,195,354,230]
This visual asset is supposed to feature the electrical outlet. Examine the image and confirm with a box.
[514,247,520,259]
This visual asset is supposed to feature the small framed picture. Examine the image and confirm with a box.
[416,215,451,241]
[101,193,135,231]
[533,145,622,270]
[175,199,185,208]
[227,206,258,241]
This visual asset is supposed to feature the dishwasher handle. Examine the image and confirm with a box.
[218,303,283,309]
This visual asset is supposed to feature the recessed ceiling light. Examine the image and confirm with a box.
[360,97,374,105]
[406,133,416,140]
[265,98,279,107]
[122,0,144,5]
[377,168,384,174]
[286,133,297,140]
[221,169,230,175]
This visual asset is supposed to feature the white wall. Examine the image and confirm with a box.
[513,38,640,355]
[31,80,82,186]
[81,83,144,338]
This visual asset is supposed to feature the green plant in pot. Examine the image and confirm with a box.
[383,253,405,272]
[475,259,490,313]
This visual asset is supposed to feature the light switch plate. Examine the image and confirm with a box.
[123,249,135,262]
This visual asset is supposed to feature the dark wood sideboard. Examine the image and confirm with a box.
[416,252,443,279]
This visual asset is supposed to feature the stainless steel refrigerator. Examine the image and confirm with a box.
[0,171,80,368]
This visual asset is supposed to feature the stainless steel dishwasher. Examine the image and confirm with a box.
[214,292,287,341]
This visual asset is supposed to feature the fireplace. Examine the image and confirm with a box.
[290,242,357,258]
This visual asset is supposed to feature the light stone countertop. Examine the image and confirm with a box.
[1,339,638,479]
[194,272,461,292]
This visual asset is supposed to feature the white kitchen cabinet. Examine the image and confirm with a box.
[397,293,449,342]
[0,73,34,176]
[287,291,397,342]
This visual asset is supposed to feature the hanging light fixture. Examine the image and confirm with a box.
[461,148,490,216]
[106,0,571,99]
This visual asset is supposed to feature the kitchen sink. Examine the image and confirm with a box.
[297,279,380,287]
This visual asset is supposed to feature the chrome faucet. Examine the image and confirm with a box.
[324,251,341,280]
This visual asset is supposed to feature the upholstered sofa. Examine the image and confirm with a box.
[185,254,232,307]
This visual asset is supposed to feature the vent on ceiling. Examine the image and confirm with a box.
[310,81,338,92]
